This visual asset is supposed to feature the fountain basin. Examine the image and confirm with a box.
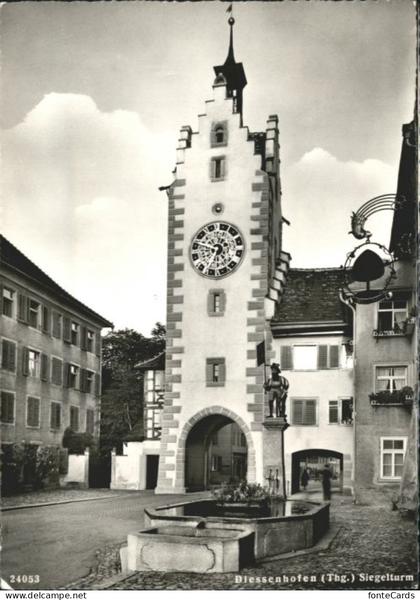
[122,524,254,573]
[144,499,329,560]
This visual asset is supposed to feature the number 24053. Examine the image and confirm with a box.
[10,575,40,584]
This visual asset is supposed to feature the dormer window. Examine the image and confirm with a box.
[211,121,228,148]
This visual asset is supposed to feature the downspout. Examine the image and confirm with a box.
[339,290,357,501]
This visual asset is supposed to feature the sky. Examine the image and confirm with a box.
[1,0,416,335]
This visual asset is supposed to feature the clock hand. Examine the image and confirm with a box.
[204,247,218,273]
[196,241,215,250]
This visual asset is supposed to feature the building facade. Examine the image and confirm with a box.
[351,119,417,502]
[271,269,354,495]
[1,235,112,456]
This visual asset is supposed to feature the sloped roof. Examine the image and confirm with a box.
[272,268,349,329]
[1,235,113,328]
[135,351,166,371]
[389,120,417,258]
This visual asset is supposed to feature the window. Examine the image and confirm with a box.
[329,398,353,425]
[146,407,162,439]
[206,358,226,387]
[28,299,40,328]
[52,312,62,339]
[380,437,407,479]
[68,364,80,389]
[87,330,95,352]
[28,350,40,377]
[51,357,63,386]
[71,322,79,345]
[70,406,79,432]
[1,340,16,371]
[211,455,223,472]
[211,432,219,446]
[2,287,15,317]
[292,399,317,426]
[376,366,407,392]
[207,289,226,316]
[210,156,225,180]
[293,346,317,370]
[50,402,61,430]
[84,370,94,394]
[1,391,15,424]
[27,397,40,428]
[211,122,228,147]
[377,299,407,333]
[86,409,95,434]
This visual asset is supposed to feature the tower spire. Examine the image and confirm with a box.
[213,11,247,118]
[226,15,235,63]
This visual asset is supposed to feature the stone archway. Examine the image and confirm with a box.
[174,406,257,492]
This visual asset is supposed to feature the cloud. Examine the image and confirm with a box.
[2,93,174,334]
[283,147,396,267]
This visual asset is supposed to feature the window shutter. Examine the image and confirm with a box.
[0,283,3,315]
[40,353,49,382]
[22,347,29,376]
[304,400,316,425]
[2,340,16,371]
[81,326,88,351]
[80,369,87,393]
[329,345,340,368]
[63,317,71,343]
[210,127,217,147]
[53,358,63,386]
[317,345,328,369]
[18,294,28,323]
[206,360,212,384]
[52,312,61,338]
[95,333,101,357]
[220,157,225,178]
[63,362,70,388]
[292,400,303,425]
[280,346,293,370]
[94,372,101,397]
[329,401,339,424]
[42,306,50,334]
[219,360,226,384]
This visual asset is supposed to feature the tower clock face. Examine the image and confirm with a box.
[190,221,245,279]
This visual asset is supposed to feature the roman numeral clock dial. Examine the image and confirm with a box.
[190,221,245,279]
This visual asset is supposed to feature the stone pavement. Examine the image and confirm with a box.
[67,491,418,591]
[1,487,128,510]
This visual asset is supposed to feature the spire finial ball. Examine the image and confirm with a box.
[228,16,235,26]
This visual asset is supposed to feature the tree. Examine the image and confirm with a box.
[100,324,165,455]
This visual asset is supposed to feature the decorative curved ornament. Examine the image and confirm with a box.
[342,241,396,304]
[349,194,406,241]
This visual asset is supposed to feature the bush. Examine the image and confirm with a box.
[62,428,94,455]
[1,443,25,495]
[34,447,60,489]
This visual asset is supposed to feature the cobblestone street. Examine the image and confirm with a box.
[67,492,418,591]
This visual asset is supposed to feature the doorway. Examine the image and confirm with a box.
[185,415,248,492]
[291,449,343,495]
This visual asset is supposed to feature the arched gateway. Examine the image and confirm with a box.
[177,407,256,492]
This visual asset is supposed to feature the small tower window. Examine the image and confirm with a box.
[207,289,226,316]
[211,121,228,147]
[211,156,226,181]
[206,358,226,387]
[215,126,224,144]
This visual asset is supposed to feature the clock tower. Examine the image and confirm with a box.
[156,16,290,494]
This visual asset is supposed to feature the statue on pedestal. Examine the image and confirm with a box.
[264,363,289,418]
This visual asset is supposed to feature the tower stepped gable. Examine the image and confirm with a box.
[156,18,288,494]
